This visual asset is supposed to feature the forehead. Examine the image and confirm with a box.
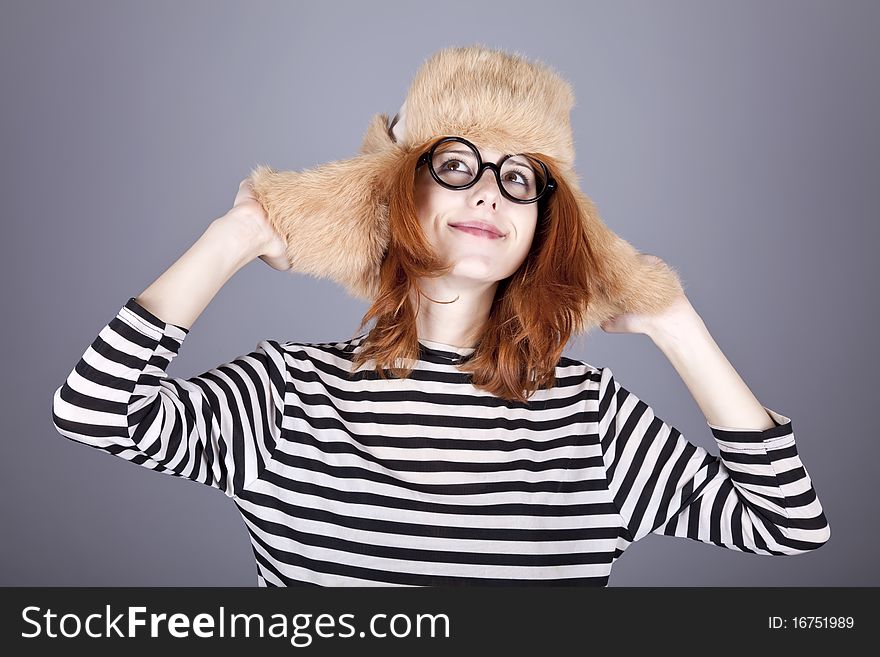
[466,141,507,161]
[444,140,531,166]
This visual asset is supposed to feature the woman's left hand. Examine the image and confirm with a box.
[599,254,700,338]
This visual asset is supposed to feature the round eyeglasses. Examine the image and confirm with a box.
[416,136,557,204]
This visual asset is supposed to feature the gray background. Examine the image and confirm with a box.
[2,0,876,586]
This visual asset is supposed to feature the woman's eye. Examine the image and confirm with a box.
[444,159,470,172]
[505,169,532,186]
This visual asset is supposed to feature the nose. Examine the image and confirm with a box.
[469,166,502,207]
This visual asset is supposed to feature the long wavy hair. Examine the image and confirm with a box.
[349,140,597,404]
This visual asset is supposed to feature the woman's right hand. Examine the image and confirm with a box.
[214,176,292,272]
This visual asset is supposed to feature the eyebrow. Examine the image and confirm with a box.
[443,148,535,170]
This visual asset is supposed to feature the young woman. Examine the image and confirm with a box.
[51,45,830,586]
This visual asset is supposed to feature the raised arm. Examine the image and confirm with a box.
[596,270,831,554]
[51,177,292,498]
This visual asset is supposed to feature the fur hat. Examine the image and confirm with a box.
[247,44,684,333]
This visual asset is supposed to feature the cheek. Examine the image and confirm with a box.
[415,173,439,209]
[415,186,456,227]
[511,217,538,259]
[413,185,433,226]
[515,212,539,243]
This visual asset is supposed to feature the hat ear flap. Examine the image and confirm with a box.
[247,115,401,301]
[571,183,686,330]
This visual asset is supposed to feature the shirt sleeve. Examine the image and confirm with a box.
[51,297,288,499]
[596,366,830,555]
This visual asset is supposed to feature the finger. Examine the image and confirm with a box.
[391,101,407,143]
[233,177,256,205]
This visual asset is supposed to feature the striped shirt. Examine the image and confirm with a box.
[51,296,831,586]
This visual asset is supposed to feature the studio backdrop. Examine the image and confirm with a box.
[1,0,876,586]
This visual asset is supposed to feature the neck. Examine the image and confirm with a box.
[411,277,497,348]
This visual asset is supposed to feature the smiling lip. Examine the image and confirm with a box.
[449,222,506,239]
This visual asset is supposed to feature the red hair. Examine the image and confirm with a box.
[349,141,599,404]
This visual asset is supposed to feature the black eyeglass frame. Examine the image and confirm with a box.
[416,136,557,205]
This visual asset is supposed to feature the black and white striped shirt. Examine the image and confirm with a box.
[51,296,831,586]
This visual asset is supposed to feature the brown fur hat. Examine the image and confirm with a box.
[247,43,684,332]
